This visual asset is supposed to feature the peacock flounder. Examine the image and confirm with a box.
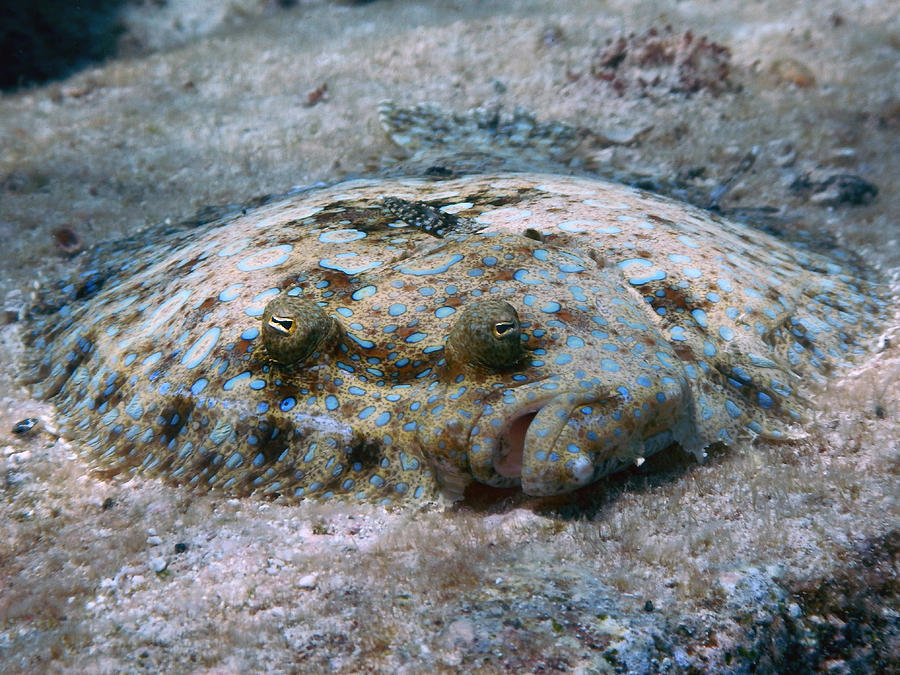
[22,171,890,503]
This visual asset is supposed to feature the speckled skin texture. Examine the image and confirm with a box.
[23,173,889,502]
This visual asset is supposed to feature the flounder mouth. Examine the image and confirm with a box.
[467,391,605,496]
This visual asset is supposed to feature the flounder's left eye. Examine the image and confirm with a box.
[261,294,341,367]
[446,299,525,370]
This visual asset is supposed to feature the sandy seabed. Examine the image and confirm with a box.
[0,1,897,672]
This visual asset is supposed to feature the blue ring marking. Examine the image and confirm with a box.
[719,326,735,341]
[601,358,620,372]
[692,309,708,328]
[280,397,296,411]
[217,238,251,257]
[325,395,339,411]
[320,253,383,275]
[513,269,547,285]
[218,283,244,302]
[405,332,427,343]
[351,285,377,301]
[181,326,221,369]
[389,303,407,316]
[252,288,281,303]
[435,306,456,318]
[318,229,366,243]
[236,244,293,271]
[223,371,251,391]
[191,378,208,395]
[347,333,375,349]
[617,258,667,285]
[241,327,260,340]
[398,253,463,276]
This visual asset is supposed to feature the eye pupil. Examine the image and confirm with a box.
[493,322,515,337]
[268,315,295,335]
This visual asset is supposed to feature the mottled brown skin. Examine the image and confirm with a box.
[22,173,890,503]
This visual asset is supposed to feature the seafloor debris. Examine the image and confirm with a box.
[789,172,879,207]
[584,26,735,97]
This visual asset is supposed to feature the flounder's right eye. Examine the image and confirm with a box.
[261,294,340,367]
[446,299,525,370]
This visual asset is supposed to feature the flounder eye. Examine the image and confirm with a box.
[446,299,524,370]
[261,294,340,367]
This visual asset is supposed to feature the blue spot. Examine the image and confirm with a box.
[280,397,296,411]
[692,309,708,328]
[717,278,734,293]
[668,253,691,263]
[352,285,377,301]
[236,244,293,271]
[513,269,547,285]
[388,303,406,316]
[435,306,455,318]
[249,379,266,390]
[336,307,353,317]
[217,238,250,257]
[555,353,572,365]
[725,400,742,418]
[682,267,702,279]
[318,229,366,243]
[181,326,221,369]
[223,371,251,391]
[405,332,427,343]
[534,249,549,261]
[757,392,774,409]
[636,376,652,387]
[541,301,561,313]
[719,326,735,341]
[678,235,700,248]
[190,378,208,395]
[369,475,386,488]
[706,292,721,303]
[358,406,376,420]
[218,283,244,302]
[566,336,585,348]
[241,327,259,340]
[670,326,688,341]
[703,340,717,357]
[348,386,366,395]
[375,412,391,427]
[601,359,619,372]
[398,253,464,276]
[325,395,339,411]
